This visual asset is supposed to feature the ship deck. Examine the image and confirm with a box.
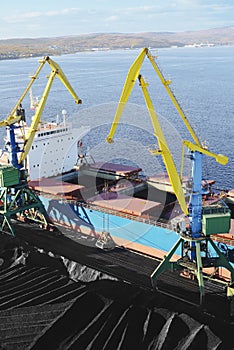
[10,220,234,319]
[84,162,142,177]
[29,178,84,198]
[87,192,162,217]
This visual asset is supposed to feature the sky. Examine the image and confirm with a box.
[0,0,234,39]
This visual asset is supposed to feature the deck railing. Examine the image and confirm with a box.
[36,192,175,231]
[77,201,173,231]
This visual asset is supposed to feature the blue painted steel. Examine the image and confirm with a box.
[41,196,180,254]
[7,125,22,170]
[189,151,203,237]
[188,151,203,260]
[40,195,234,270]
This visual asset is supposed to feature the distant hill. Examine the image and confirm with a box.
[0,26,234,60]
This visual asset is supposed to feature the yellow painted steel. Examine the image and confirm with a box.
[106,47,228,215]
[139,75,188,215]
[146,50,201,146]
[18,57,82,163]
[18,70,56,163]
[0,58,47,128]
[106,48,148,143]
[0,56,82,164]
[106,48,190,215]
[183,140,228,165]
[45,57,82,105]
[106,48,201,147]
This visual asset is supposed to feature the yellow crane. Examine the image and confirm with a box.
[106,48,233,300]
[0,56,82,167]
[0,56,82,235]
[106,47,193,216]
[106,48,228,213]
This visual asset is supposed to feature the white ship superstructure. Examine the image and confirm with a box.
[1,112,89,181]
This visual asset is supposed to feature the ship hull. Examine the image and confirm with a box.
[37,194,234,281]
[40,195,180,258]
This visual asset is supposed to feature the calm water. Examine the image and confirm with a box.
[0,46,233,190]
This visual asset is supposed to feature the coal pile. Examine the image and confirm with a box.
[0,234,232,349]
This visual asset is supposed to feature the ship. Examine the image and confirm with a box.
[223,189,234,208]
[0,50,234,301]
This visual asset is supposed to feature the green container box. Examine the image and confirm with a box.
[202,212,231,235]
[0,165,19,187]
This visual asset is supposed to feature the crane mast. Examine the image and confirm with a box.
[106,48,234,301]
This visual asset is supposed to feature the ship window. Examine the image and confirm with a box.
[32,146,34,150]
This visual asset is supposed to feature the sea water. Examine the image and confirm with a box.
[0,46,233,190]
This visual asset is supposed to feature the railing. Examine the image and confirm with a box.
[35,191,175,231]
[76,201,174,231]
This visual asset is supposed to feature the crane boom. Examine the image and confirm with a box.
[106,47,228,217]
[146,51,201,146]
[106,48,147,143]
[18,57,82,163]
[106,48,201,147]
[0,56,82,165]
[106,48,188,215]
[18,56,82,163]
[108,48,233,298]
[138,74,188,215]
[0,58,47,128]
[18,70,56,163]
[45,57,82,105]
[183,140,228,165]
